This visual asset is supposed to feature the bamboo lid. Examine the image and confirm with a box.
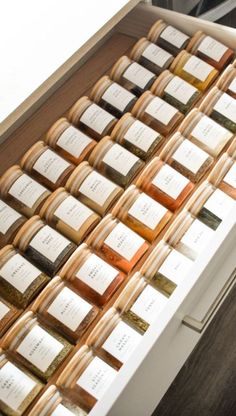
[59,243,89,278]
[114,272,145,313]
[186,31,204,53]
[130,37,149,61]
[20,141,45,170]
[131,90,153,118]
[169,50,187,73]
[111,185,137,218]
[88,136,112,168]
[56,345,91,388]
[68,97,91,125]
[86,214,114,248]
[28,385,58,416]
[39,187,66,220]
[65,161,91,193]
[110,113,133,141]
[86,307,118,347]
[31,276,63,313]
[1,311,34,349]
[13,215,42,251]
[90,75,112,103]
[45,117,70,146]
[147,20,165,43]
[110,56,131,82]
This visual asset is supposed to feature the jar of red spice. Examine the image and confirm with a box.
[207,153,236,200]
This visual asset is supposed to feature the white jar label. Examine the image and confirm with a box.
[54,195,93,231]
[0,361,37,411]
[102,321,141,363]
[198,36,227,61]
[104,222,145,261]
[0,253,41,293]
[80,171,117,206]
[183,56,213,82]
[228,77,236,94]
[160,25,189,48]
[0,300,10,320]
[76,356,117,401]
[128,193,168,230]
[152,164,189,199]
[191,115,232,151]
[76,253,118,295]
[16,325,64,372]
[57,126,92,158]
[102,83,135,112]
[33,149,70,183]
[9,174,47,209]
[47,286,92,331]
[80,103,115,135]
[130,285,168,325]
[172,139,210,174]
[145,96,178,125]
[164,76,198,105]
[180,219,214,257]
[223,162,236,188]
[123,62,154,89]
[124,120,159,152]
[203,189,235,221]
[158,249,193,285]
[214,93,236,124]
[30,225,71,263]
[142,43,172,68]
[51,403,76,416]
[0,201,21,234]
[103,143,139,176]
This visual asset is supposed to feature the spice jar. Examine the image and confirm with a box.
[170,51,219,92]
[160,132,213,183]
[178,108,233,157]
[140,240,193,295]
[56,346,117,411]
[0,165,51,218]
[207,154,236,199]
[130,37,174,75]
[86,214,149,273]
[216,65,236,99]
[0,297,21,337]
[112,185,172,242]
[86,307,142,370]
[185,181,235,230]
[68,97,117,141]
[186,31,234,71]
[45,117,97,165]
[0,245,49,308]
[13,216,76,277]
[110,113,164,160]
[147,20,190,56]
[59,244,125,306]
[136,157,194,211]
[40,188,100,244]
[114,273,168,333]
[28,385,87,416]
[65,162,123,216]
[21,141,75,191]
[1,311,72,381]
[0,200,26,249]
[132,91,184,136]
[227,137,236,159]
[88,136,144,188]
[110,55,156,96]
[151,70,201,114]
[90,76,137,118]
[32,276,99,343]
[0,349,43,416]
[198,87,236,133]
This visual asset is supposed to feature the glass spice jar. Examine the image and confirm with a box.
[186,31,234,71]
[136,157,194,211]
[110,55,156,97]
[65,161,123,216]
[88,136,144,188]
[150,70,201,114]
[13,216,76,277]
[0,165,51,218]
[59,244,125,306]
[131,91,184,136]
[56,346,117,412]
[198,87,236,133]
[159,132,213,183]
[0,200,26,249]
[68,96,117,141]
[110,112,164,160]
[20,141,75,191]
[227,137,236,159]
[86,307,142,370]
[178,108,233,157]
[129,37,174,75]
[111,184,172,242]
[0,245,49,309]
[140,240,193,295]
[39,188,100,245]
[0,349,43,416]
[1,311,72,381]
[114,272,168,333]
[170,50,219,92]
[207,153,236,199]
[0,297,21,337]
[185,181,235,230]
[90,75,137,118]
[45,117,97,165]
[216,65,236,99]
[31,276,99,343]
[147,20,190,56]
[86,214,149,273]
